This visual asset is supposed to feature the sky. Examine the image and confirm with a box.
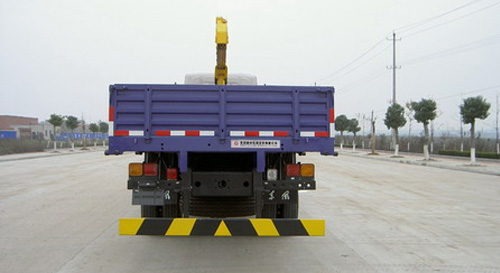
[1,0,499,138]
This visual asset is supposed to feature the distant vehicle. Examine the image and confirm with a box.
[108,17,336,236]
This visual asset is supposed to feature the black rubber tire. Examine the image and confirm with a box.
[280,203,299,218]
[261,203,298,218]
[141,205,162,218]
[189,197,255,217]
[261,204,277,218]
[163,204,180,218]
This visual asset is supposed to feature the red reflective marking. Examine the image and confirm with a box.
[109,106,115,122]
[273,131,289,137]
[185,130,200,136]
[114,130,129,136]
[315,131,329,137]
[155,130,171,136]
[329,109,334,123]
[245,131,259,137]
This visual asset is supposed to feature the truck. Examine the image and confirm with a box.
[109,18,336,236]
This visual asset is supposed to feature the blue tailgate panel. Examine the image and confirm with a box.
[108,84,335,166]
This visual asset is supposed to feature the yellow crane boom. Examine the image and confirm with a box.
[215,17,228,85]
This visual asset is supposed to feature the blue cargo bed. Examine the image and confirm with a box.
[107,84,335,172]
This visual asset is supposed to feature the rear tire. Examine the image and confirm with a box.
[163,204,180,218]
[189,197,255,217]
[261,204,277,218]
[141,205,162,218]
[280,204,299,218]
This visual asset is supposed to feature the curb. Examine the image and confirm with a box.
[0,149,106,163]
[339,152,500,177]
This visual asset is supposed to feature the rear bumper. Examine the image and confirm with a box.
[119,218,325,236]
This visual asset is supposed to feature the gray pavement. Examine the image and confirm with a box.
[1,150,499,272]
[338,148,500,176]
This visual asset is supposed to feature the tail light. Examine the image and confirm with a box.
[300,164,315,177]
[129,163,143,176]
[143,163,158,176]
[286,164,300,177]
[167,168,178,180]
[286,163,315,178]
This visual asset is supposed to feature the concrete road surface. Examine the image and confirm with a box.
[0,150,499,273]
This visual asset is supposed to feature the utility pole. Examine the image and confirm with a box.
[406,106,413,153]
[496,92,499,154]
[370,110,377,155]
[387,32,401,104]
[391,32,397,104]
[430,120,434,154]
[387,32,401,150]
[460,116,464,152]
[361,113,366,149]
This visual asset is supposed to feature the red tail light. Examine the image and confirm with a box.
[167,168,178,180]
[286,164,300,177]
[143,163,158,176]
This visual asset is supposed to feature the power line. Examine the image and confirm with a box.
[337,70,389,91]
[395,0,486,33]
[322,44,391,84]
[315,37,387,84]
[316,0,499,86]
[316,1,499,87]
[403,1,500,38]
[400,33,500,66]
[434,84,500,100]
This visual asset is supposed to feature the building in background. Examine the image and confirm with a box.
[0,115,44,140]
[0,115,108,141]
[35,121,53,140]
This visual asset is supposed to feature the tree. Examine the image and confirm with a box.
[384,103,406,156]
[47,114,64,140]
[65,115,79,151]
[89,123,100,148]
[47,114,64,151]
[411,99,437,160]
[89,123,99,133]
[335,115,349,149]
[460,96,490,164]
[66,116,79,133]
[98,121,109,133]
[347,118,361,152]
[97,121,109,147]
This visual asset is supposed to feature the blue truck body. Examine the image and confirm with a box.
[107,83,335,219]
[107,84,336,173]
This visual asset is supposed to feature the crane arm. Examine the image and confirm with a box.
[215,17,228,85]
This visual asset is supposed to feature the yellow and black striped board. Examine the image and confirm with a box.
[119,218,325,236]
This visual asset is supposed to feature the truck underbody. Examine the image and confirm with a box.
[129,151,314,219]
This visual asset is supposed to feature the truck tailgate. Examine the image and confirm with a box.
[108,84,335,164]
